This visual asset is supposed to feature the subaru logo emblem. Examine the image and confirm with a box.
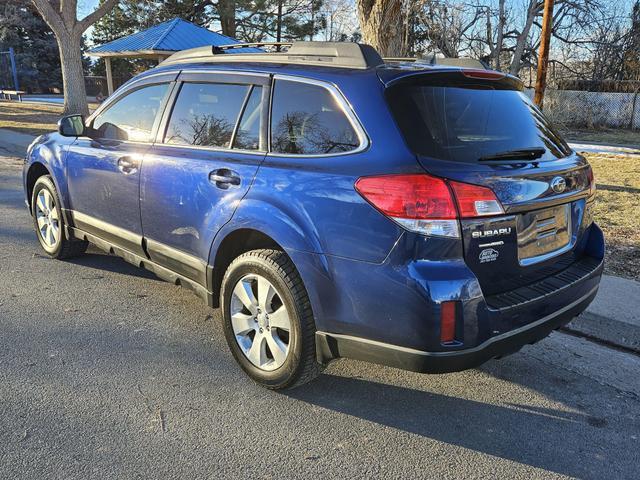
[550,176,566,193]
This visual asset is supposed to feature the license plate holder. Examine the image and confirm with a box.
[517,204,572,265]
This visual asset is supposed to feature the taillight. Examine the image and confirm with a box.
[449,180,504,218]
[354,174,459,237]
[354,173,504,238]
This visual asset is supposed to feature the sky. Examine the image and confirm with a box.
[78,0,637,43]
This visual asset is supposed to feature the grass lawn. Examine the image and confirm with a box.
[0,100,63,135]
[583,152,640,281]
[0,100,98,136]
[562,128,640,147]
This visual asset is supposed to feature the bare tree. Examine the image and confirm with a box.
[484,0,506,69]
[412,0,485,58]
[31,0,119,116]
[320,0,358,41]
[356,0,407,56]
[507,0,542,74]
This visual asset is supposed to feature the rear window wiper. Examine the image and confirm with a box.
[478,147,546,162]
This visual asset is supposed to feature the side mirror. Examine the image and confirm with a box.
[58,115,85,137]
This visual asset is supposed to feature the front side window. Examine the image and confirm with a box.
[92,83,169,142]
[270,79,360,155]
[164,82,249,148]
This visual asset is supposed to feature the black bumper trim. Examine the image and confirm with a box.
[316,284,599,374]
[485,255,603,311]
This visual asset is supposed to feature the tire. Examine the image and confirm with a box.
[31,175,88,259]
[220,249,322,390]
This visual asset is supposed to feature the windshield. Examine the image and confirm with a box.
[386,76,572,163]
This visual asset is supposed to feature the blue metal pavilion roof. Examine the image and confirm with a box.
[88,18,261,56]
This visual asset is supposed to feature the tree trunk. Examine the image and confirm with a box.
[218,0,236,38]
[357,0,406,57]
[492,0,506,70]
[31,0,119,117]
[276,0,283,42]
[57,30,89,116]
[509,1,538,75]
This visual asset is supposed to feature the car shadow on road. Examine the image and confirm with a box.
[66,250,162,281]
[286,360,626,479]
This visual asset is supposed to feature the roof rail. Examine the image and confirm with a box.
[162,41,384,69]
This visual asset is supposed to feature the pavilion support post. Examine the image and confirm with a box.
[105,57,114,96]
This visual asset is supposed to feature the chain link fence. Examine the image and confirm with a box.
[541,88,640,130]
[84,75,131,98]
[521,65,640,131]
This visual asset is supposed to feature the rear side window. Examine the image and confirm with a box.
[270,79,360,155]
[92,83,169,142]
[233,86,262,150]
[164,82,249,148]
[386,76,571,162]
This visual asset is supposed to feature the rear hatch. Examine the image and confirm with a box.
[384,69,595,296]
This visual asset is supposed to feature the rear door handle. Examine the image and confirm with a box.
[209,169,241,189]
[117,156,140,175]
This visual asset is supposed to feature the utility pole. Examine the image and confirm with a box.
[534,0,555,109]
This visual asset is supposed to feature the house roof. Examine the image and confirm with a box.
[87,18,261,57]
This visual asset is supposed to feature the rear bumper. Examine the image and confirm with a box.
[316,282,599,373]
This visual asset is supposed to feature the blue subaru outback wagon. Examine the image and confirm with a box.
[24,42,604,389]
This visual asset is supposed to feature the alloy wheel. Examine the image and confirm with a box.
[230,274,292,371]
[35,189,60,249]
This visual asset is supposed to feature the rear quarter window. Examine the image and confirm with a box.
[270,79,360,155]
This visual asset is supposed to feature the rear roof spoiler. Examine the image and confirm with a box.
[383,56,489,70]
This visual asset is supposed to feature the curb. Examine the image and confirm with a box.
[564,311,640,355]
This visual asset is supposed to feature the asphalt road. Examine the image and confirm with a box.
[1,157,639,480]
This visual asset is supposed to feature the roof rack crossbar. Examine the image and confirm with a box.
[212,42,293,52]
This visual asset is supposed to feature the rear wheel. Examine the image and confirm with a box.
[31,175,88,259]
[220,249,322,389]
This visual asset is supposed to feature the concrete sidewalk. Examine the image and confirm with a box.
[1,128,639,353]
[568,141,640,156]
[569,275,640,353]
[0,128,37,157]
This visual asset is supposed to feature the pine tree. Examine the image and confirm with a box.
[0,0,61,92]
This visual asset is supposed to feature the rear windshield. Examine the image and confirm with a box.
[386,75,572,162]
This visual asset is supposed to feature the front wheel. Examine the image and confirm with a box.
[31,175,88,259]
[220,249,322,390]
